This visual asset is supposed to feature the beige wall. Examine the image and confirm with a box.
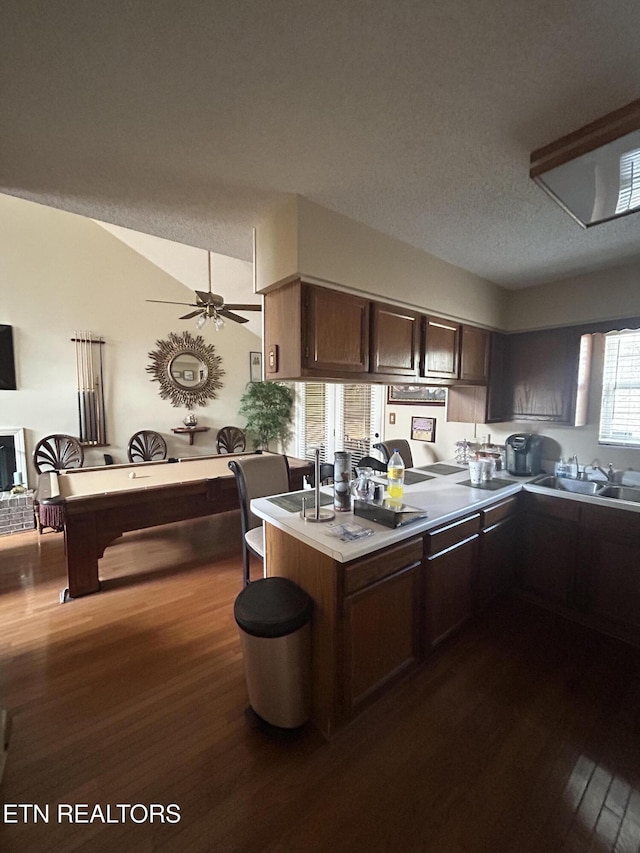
[506,259,640,331]
[0,194,260,487]
[256,197,507,330]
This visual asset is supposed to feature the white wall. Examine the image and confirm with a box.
[0,194,261,487]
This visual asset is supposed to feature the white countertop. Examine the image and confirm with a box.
[251,466,525,563]
[252,464,640,563]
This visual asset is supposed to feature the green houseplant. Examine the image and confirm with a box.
[239,380,294,451]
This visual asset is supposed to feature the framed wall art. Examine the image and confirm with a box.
[249,351,263,382]
[411,416,436,443]
[387,385,446,405]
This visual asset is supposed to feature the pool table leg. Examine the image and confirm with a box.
[63,515,101,599]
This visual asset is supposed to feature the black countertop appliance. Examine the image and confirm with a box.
[505,433,544,476]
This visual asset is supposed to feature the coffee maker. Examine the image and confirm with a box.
[505,433,544,476]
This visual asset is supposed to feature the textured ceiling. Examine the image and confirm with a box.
[2,1,640,290]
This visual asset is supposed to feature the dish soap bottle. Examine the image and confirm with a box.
[386,449,405,505]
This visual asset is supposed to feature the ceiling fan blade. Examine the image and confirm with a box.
[218,308,249,324]
[146,299,199,307]
[224,304,262,312]
[180,310,204,320]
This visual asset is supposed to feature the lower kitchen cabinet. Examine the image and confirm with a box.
[578,504,640,643]
[342,563,421,716]
[424,513,480,649]
[518,492,579,608]
[477,496,518,611]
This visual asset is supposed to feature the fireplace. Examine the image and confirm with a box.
[0,429,28,492]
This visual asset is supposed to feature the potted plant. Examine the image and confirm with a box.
[239,380,294,451]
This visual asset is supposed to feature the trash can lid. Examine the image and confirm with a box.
[234,577,313,638]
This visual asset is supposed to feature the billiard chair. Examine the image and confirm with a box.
[216,426,247,454]
[127,430,167,463]
[228,454,292,587]
[32,433,84,533]
[372,439,414,469]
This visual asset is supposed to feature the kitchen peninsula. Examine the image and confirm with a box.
[252,467,640,738]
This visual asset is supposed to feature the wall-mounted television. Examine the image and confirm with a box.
[0,325,17,390]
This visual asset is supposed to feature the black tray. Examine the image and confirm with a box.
[267,491,334,512]
[457,478,513,491]
[419,463,466,475]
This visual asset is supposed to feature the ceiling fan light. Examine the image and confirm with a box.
[214,314,225,331]
[196,313,206,329]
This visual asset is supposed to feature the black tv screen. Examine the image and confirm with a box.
[0,325,17,390]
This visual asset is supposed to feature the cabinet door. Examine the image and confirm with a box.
[519,512,577,606]
[370,302,419,377]
[421,317,460,379]
[303,285,370,374]
[580,505,640,641]
[504,328,582,423]
[343,564,420,716]
[459,325,490,383]
[477,515,517,612]
[424,535,478,649]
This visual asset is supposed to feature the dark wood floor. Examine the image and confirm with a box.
[1,514,640,853]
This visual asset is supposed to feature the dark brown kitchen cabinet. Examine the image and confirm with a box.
[503,327,584,424]
[421,316,460,380]
[342,562,421,716]
[370,302,420,378]
[447,332,508,424]
[264,280,369,380]
[476,496,518,611]
[578,504,640,644]
[424,513,480,649]
[459,324,490,383]
[519,492,579,607]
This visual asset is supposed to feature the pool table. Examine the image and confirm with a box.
[36,453,312,600]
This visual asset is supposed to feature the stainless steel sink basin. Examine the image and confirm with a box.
[531,475,605,496]
[598,485,640,503]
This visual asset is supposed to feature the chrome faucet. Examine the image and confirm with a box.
[590,460,616,482]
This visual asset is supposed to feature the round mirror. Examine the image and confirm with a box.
[147,331,225,409]
[169,353,208,390]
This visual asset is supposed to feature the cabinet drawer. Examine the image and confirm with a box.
[482,496,518,528]
[522,491,581,523]
[427,513,481,556]
[344,537,423,595]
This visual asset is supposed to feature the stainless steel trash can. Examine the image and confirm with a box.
[234,577,313,729]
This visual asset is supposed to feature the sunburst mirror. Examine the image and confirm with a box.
[147,331,225,409]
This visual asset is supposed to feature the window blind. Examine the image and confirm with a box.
[599,329,640,446]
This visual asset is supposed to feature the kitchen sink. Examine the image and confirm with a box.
[531,475,605,496]
[598,485,640,503]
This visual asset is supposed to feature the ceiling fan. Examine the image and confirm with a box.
[146,251,262,330]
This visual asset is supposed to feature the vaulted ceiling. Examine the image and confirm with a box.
[2,1,640,290]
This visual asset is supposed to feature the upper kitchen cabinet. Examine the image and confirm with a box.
[370,302,420,378]
[504,327,588,425]
[447,332,507,424]
[264,280,370,380]
[459,325,490,383]
[421,317,460,380]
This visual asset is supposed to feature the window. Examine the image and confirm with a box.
[599,329,640,446]
[294,382,384,466]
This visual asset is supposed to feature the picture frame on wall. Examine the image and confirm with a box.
[411,416,437,442]
[387,385,446,405]
[249,351,263,382]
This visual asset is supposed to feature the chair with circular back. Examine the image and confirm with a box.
[372,439,414,469]
[33,434,85,533]
[216,426,247,454]
[33,434,84,475]
[127,430,168,463]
